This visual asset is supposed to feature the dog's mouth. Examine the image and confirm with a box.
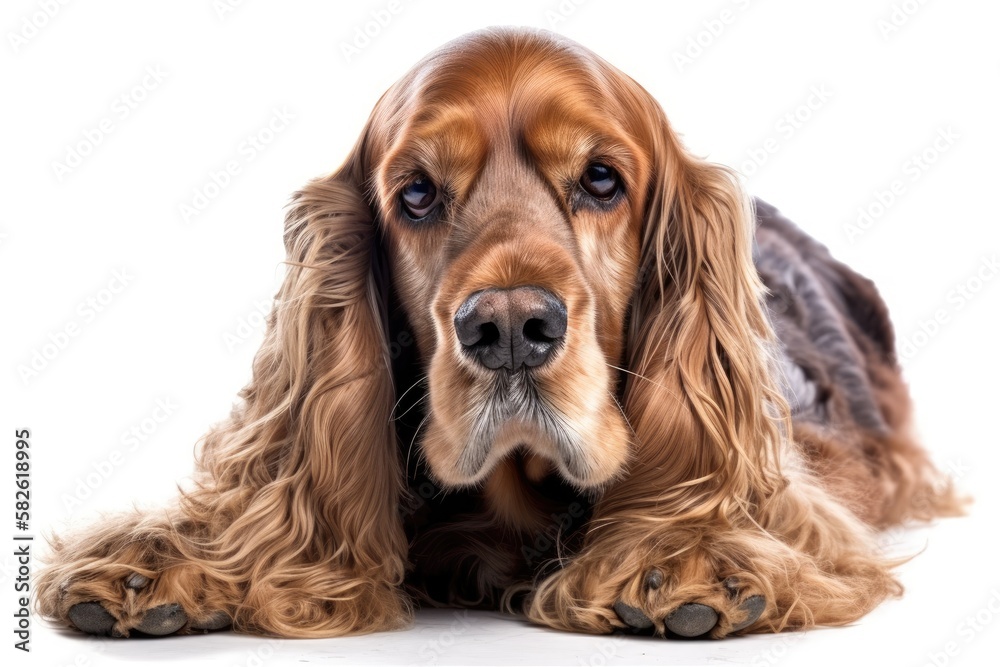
[450,370,593,485]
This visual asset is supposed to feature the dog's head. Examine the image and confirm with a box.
[282,29,775,495]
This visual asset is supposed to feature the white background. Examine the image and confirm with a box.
[2,0,999,665]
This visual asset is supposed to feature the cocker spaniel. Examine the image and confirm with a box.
[37,28,962,640]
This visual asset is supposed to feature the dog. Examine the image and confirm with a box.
[36,27,962,640]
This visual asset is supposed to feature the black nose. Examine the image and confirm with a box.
[454,287,567,370]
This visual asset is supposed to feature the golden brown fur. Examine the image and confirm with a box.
[36,28,963,640]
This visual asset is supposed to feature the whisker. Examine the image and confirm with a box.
[606,363,681,402]
[390,373,428,421]
[606,363,657,387]
[607,389,642,449]
[406,412,431,473]
[394,392,427,422]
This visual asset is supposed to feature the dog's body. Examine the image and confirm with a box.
[400,198,948,610]
[37,28,961,640]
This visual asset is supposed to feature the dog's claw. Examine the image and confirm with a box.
[68,602,117,636]
[730,595,766,632]
[614,600,653,629]
[665,603,718,637]
[191,611,231,632]
[134,603,187,636]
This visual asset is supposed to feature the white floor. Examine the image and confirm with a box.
[24,516,999,667]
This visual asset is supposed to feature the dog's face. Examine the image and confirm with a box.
[365,33,658,490]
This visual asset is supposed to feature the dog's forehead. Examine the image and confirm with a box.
[371,36,648,190]
[381,30,615,138]
[416,29,596,91]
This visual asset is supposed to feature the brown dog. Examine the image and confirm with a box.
[36,28,961,640]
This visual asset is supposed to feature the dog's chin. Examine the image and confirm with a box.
[420,384,632,491]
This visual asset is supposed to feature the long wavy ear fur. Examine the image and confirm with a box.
[176,143,409,635]
[34,133,411,638]
[613,107,789,522]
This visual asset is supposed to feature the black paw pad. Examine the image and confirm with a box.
[730,595,766,632]
[665,603,718,637]
[134,603,187,636]
[613,600,653,630]
[125,573,151,590]
[191,611,231,632]
[68,602,117,636]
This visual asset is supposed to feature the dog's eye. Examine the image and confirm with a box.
[400,175,440,220]
[579,163,620,200]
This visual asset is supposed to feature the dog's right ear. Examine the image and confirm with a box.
[190,130,410,636]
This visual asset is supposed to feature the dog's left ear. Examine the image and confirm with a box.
[621,107,788,509]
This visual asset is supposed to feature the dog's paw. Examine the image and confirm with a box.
[613,572,767,638]
[68,600,189,637]
[59,570,231,638]
[528,550,773,639]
